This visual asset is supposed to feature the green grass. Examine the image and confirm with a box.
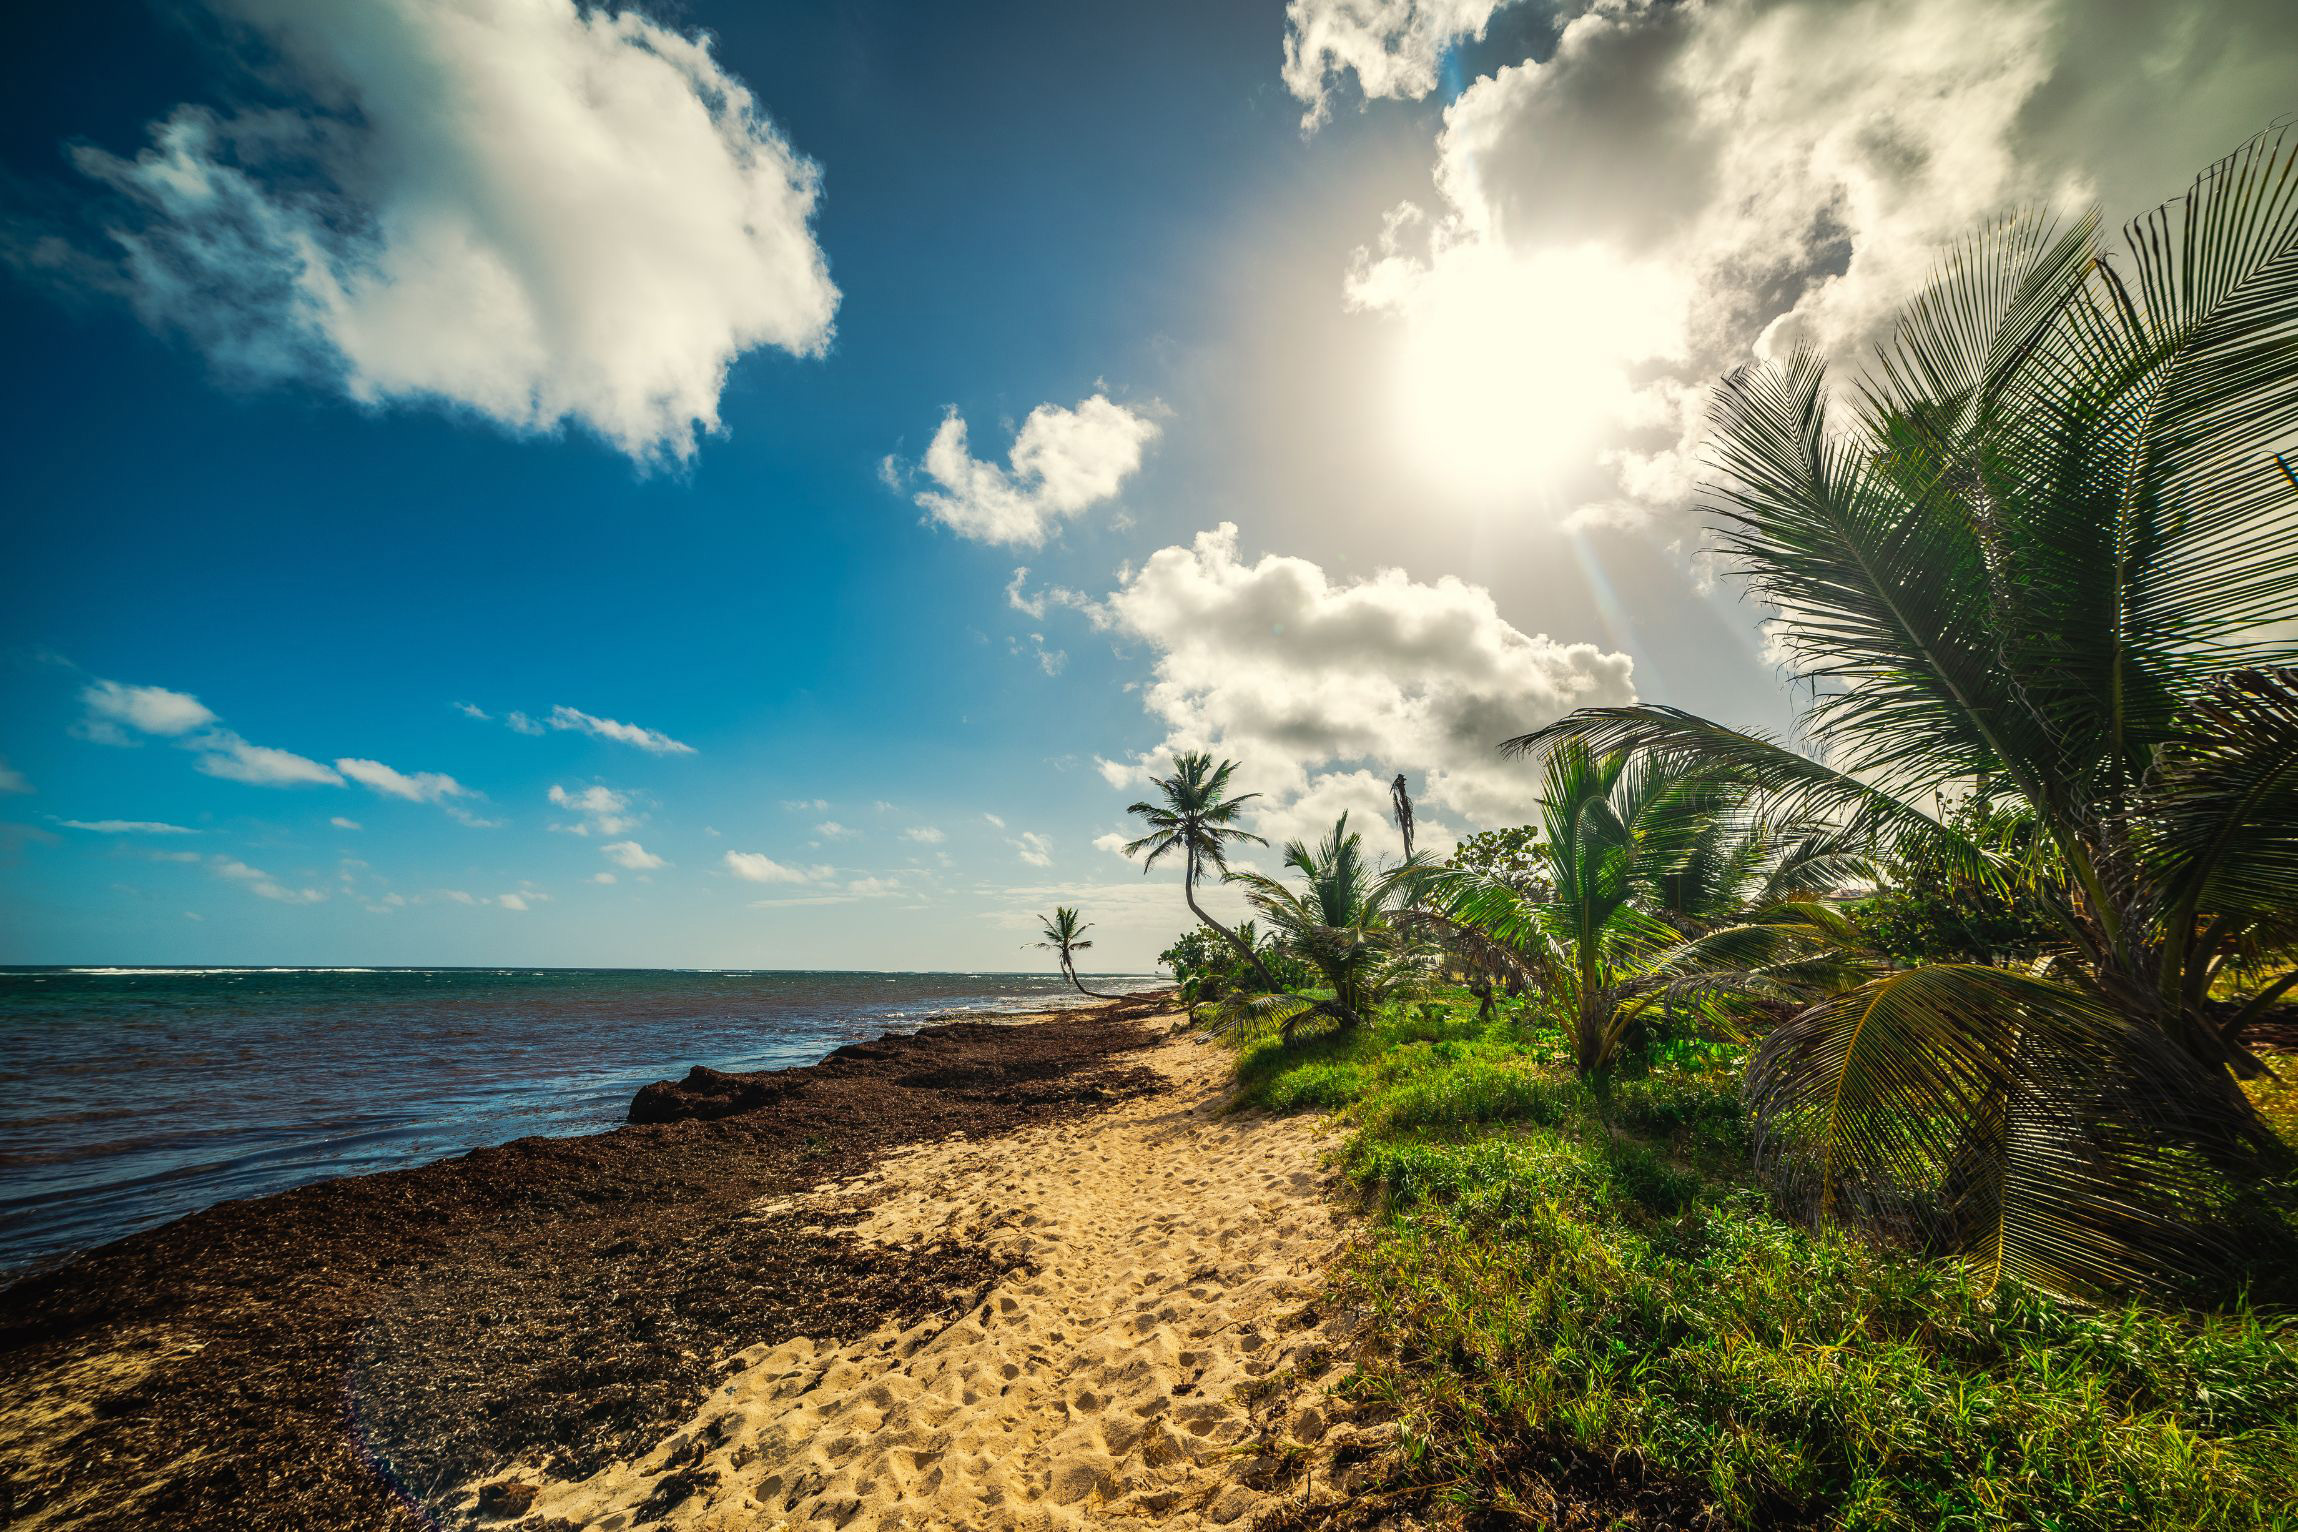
[1231,993,2298,1530]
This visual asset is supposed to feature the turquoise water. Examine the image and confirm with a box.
[0,966,1159,1275]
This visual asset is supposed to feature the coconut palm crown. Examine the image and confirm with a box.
[1123,752,1279,992]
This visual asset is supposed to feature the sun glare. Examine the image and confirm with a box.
[1391,244,1686,505]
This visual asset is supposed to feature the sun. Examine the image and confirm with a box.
[1389,242,1687,505]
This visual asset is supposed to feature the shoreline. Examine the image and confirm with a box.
[0,991,1207,1529]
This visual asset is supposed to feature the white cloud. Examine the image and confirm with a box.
[68,0,837,462]
[1282,0,1518,129]
[1338,0,2298,528]
[901,825,946,844]
[903,395,1160,547]
[211,854,326,904]
[506,710,545,736]
[496,892,531,911]
[196,734,344,787]
[330,816,362,830]
[337,757,472,804]
[80,680,216,739]
[548,705,695,755]
[1098,522,1633,829]
[1010,830,1054,868]
[1093,830,1132,859]
[845,874,902,898]
[593,871,617,884]
[781,797,829,813]
[454,701,490,721]
[813,820,856,840]
[548,782,639,836]
[603,839,666,871]
[76,675,348,788]
[0,759,28,795]
[723,850,829,884]
[57,819,198,834]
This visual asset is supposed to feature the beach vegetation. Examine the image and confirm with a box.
[1232,996,2298,1529]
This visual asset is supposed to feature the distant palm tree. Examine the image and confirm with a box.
[1515,138,2298,1295]
[1389,773,1416,860]
[1033,906,1120,1000]
[1124,752,1281,994]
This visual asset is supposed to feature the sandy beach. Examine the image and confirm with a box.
[0,996,1379,1531]
[476,1030,1361,1530]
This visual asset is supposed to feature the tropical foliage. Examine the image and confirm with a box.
[1503,137,2298,1296]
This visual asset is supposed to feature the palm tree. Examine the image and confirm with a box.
[1389,773,1416,860]
[1227,812,1412,1033]
[1410,743,1844,1075]
[1033,906,1120,1000]
[1512,137,2298,1295]
[1123,752,1282,994]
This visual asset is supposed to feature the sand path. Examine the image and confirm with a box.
[487,1032,1358,1530]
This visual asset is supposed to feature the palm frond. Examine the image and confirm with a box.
[1746,965,2276,1296]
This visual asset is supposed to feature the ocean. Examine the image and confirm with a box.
[0,966,1162,1276]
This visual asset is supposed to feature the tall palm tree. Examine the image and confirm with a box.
[1513,137,2298,1295]
[1123,752,1281,993]
[1227,812,1411,1032]
[1033,906,1120,1000]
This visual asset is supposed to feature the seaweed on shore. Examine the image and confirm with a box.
[0,994,1172,1530]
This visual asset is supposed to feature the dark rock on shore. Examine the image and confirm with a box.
[628,1064,802,1123]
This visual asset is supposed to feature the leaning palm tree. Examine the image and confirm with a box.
[1033,906,1120,1000]
[1123,752,1281,993]
[1514,136,2298,1296]
[1226,812,1414,1034]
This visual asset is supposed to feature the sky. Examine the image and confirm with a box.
[1,0,2290,971]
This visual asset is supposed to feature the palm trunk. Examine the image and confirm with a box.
[1063,957,1123,1002]
[1185,860,1284,995]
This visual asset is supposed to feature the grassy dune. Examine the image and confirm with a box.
[1233,992,2298,1529]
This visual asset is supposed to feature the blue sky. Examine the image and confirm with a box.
[2,0,2288,969]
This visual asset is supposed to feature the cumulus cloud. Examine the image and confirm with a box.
[1092,830,1132,860]
[723,850,830,884]
[1332,0,2298,526]
[337,757,471,803]
[547,782,639,836]
[330,816,362,830]
[602,839,666,871]
[64,0,837,461]
[548,705,695,755]
[57,818,198,834]
[902,826,946,844]
[1282,0,1518,129]
[899,395,1160,547]
[1010,830,1054,868]
[212,854,326,904]
[80,680,217,740]
[0,760,28,795]
[1097,523,1633,831]
[813,820,856,840]
[75,675,349,787]
[195,735,344,787]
